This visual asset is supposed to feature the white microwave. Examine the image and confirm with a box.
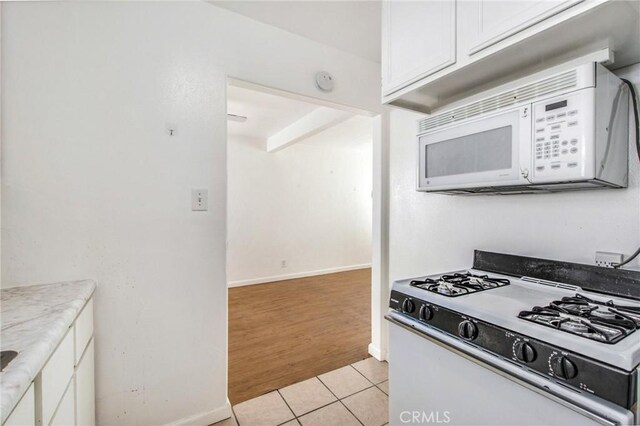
[417,63,629,194]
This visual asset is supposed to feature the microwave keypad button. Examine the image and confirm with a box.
[551,164,561,169]
[536,128,545,133]
[568,121,578,127]
[568,162,578,168]
[561,149,568,155]
[544,154,550,159]
[551,125,561,130]
[536,155,542,160]
[550,135,559,140]
[536,137,545,142]
[536,118,545,123]
[561,140,568,146]
[546,115,555,121]
[568,110,578,116]
[536,166,545,171]
[552,154,559,158]
[556,112,566,118]
[570,147,578,154]
[570,138,578,145]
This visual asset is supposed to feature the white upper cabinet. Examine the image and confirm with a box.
[382,0,640,112]
[382,0,456,96]
[458,0,583,56]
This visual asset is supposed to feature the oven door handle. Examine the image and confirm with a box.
[385,313,633,426]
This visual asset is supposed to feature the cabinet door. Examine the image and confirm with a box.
[5,383,35,426]
[75,339,95,426]
[39,329,74,426]
[382,0,456,96]
[459,0,583,56]
[49,381,75,426]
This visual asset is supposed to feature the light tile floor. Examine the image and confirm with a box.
[215,357,389,426]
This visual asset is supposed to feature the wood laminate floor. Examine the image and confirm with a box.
[228,268,372,405]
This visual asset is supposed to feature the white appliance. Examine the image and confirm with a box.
[387,251,640,425]
[416,63,630,194]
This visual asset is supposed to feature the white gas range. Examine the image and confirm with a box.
[387,251,640,426]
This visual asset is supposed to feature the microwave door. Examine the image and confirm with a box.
[417,108,531,192]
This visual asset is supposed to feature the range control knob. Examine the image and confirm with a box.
[401,298,415,314]
[418,304,433,321]
[514,341,537,363]
[458,320,478,340]
[550,355,578,380]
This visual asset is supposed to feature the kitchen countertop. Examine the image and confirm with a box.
[0,280,96,423]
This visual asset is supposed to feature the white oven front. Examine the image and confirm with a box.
[387,315,635,426]
[417,107,532,192]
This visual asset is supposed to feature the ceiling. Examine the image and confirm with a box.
[210,1,381,63]
[228,85,372,149]
[227,85,318,140]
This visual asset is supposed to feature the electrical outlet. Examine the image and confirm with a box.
[281,260,287,268]
[595,251,623,268]
[191,189,208,211]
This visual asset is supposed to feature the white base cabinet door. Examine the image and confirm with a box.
[382,0,456,96]
[4,383,35,426]
[49,382,75,426]
[75,339,95,426]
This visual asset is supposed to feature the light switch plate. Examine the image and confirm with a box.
[191,189,208,211]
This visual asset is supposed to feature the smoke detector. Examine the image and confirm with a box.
[315,71,334,92]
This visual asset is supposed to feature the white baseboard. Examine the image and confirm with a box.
[368,342,387,361]
[228,263,372,288]
[166,399,232,426]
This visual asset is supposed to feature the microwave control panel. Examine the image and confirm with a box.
[531,90,593,182]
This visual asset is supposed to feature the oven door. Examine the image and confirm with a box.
[417,107,531,192]
[387,313,635,426]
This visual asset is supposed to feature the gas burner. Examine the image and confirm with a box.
[410,272,510,297]
[518,293,640,344]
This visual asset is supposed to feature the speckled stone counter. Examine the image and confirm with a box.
[0,280,96,423]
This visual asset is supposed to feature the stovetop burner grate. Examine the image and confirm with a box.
[410,272,510,297]
[518,293,640,344]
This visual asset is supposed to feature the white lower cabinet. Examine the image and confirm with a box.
[38,330,74,426]
[4,383,35,426]
[75,339,95,426]
[49,383,75,426]
[4,297,94,426]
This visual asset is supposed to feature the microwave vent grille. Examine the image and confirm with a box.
[418,70,578,133]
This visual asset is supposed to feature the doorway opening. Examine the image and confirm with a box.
[226,80,374,405]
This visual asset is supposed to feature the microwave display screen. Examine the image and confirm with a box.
[425,126,512,178]
[545,100,567,111]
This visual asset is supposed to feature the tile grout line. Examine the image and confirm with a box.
[316,374,366,426]
[278,376,343,422]
[349,363,382,386]
[230,405,240,426]
[276,389,298,425]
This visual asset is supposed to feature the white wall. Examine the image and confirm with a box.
[227,119,373,286]
[389,64,640,284]
[1,2,380,425]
